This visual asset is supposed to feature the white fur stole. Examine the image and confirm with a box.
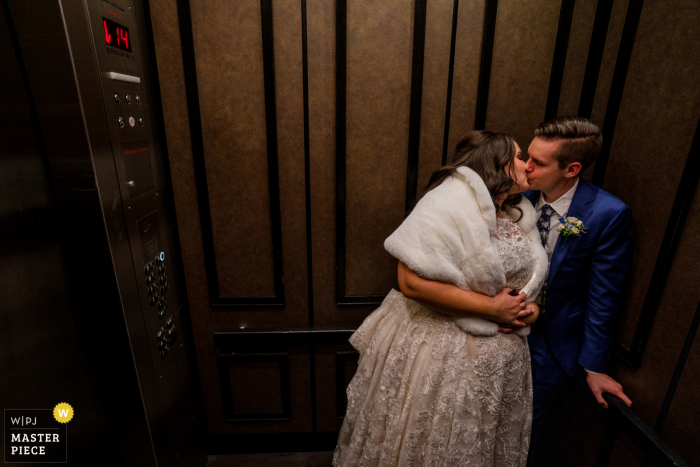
[384,166,548,337]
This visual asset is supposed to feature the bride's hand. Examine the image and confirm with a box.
[492,288,533,327]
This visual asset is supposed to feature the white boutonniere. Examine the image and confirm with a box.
[556,216,587,247]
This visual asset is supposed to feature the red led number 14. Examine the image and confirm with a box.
[116,27,129,49]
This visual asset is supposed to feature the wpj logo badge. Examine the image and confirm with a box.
[4,404,72,463]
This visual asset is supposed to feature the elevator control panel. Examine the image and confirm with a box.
[87,0,178,361]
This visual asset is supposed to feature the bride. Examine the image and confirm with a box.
[333,131,549,467]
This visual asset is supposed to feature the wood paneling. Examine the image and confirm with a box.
[416,0,454,195]
[486,0,561,147]
[272,0,309,320]
[191,0,275,298]
[444,0,484,159]
[344,0,412,297]
[602,0,700,351]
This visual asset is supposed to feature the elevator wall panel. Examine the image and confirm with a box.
[191,0,275,298]
[602,0,700,351]
[443,0,483,162]
[344,0,412,296]
[486,0,560,146]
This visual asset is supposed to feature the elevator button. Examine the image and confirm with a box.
[157,264,166,274]
[166,317,173,328]
[157,299,166,310]
[128,116,135,127]
[114,92,120,103]
[127,180,136,188]
[144,262,153,275]
[139,117,144,126]
[158,309,165,319]
[157,328,164,339]
[125,93,131,104]
[148,285,156,296]
[118,117,124,128]
[155,251,165,264]
[150,296,157,306]
[146,274,154,285]
[159,274,167,285]
[160,284,169,295]
[135,94,141,104]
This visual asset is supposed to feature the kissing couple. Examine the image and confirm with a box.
[333,116,634,467]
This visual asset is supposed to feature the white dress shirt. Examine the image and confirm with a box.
[535,177,579,264]
[534,177,601,375]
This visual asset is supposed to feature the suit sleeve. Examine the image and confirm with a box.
[578,204,633,373]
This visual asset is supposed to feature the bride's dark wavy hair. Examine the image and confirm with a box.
[421,130,523,219]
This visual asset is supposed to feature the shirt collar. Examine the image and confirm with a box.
[536,177,579,217]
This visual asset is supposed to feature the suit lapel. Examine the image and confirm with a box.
[524,190,539,207]
[547,179,597,285]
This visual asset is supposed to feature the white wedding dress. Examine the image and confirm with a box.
[333,213,535,467]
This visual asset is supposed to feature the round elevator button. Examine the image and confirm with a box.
[128,116,135,127]
[118,117,124,128]
[135,94,141,104]
[139,117,144,126]
[114,92,120,103]
[125,93,131,104]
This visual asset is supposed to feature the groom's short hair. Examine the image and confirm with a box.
[535,116,603,171]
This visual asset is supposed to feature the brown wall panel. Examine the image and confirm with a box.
[582,0,629,180]
[344,0,412,296]
[444,0,483,159]
[416,0,454,192]
[603,0,700,350]
[211,346,313,434]
[612,160,700,466]
[307,0,375,326]
[485,0,560,148]
[557,0,598,117]
[191,0,275,297]
[271,0,309,322]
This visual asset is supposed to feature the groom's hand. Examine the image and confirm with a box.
[586,373,632,408]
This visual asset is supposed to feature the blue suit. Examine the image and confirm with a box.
[524,178,633,463]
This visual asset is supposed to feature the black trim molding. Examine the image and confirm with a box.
[176,0,284,308]
[578,0,613,118]
[592,0,645,187]
[214,327,356,347]
[474,0,498,130]
[405,0,427,212]
[442,0,460,165]
[544,0,576,120]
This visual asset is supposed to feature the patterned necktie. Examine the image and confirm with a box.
[536,204,554,311]
[537,204,554,247]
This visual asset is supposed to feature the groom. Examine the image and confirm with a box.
[521,117,633,465]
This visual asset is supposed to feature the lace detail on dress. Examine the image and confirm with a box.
[493,214,536,291]
[333,214,537,467]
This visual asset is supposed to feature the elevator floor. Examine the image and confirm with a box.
[206,451,334,466]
